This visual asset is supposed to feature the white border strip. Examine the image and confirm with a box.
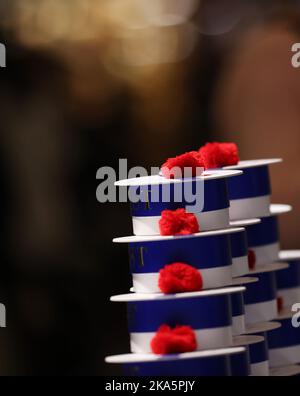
[232,314,246,336]
[251,243,280,267]
[132,207,230,236]
[116,170,243,187]
[106,347,246,364]
[232,256,249,278]
[229,195,271,221]
[224,159,282,170]
[245,299,277,325]
[132,266,233,294]
[269,344,300,367]
[250,361,270,376]
[130,326,233,354]
[277,287,300,309]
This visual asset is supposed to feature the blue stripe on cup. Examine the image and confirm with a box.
[230,230,248,259]
[130,177,229,217]
[129,233,232,274]
[246,215,279,248]
[276,261,300,290]
[231,292,245,317]
[127,294,232,333]
[268,317,300,349]
[228,165,271,201]
[249,339,269,364]
[123,355,231,376]
[244,272,277,305]
[230,349,251,376]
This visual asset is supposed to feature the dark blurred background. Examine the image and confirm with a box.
[0,0,300,376]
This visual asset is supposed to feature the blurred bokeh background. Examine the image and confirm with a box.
[0,0,300,375]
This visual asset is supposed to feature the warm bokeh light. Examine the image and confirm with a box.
[10,0,200,69]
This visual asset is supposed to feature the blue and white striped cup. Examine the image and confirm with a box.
[115,170,242,236]
[268,309,300,367]
[114,228,244,294]
[111,287,245,353]
[229,218,261,277]
[277,250,300,308]
[244,263,288,325]
[231,289,280,336]
[245,204,292,267]
[233,335,270,376]
[224,159,282,220]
